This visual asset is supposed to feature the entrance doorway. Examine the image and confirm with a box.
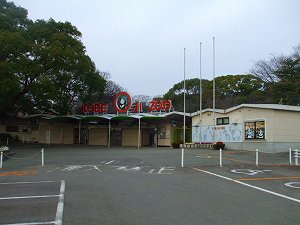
[110,128,122,146]
[74,128,88,144]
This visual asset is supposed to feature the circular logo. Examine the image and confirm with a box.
[113,92,132,113]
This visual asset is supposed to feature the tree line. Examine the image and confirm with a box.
[164,45,299,113]
[1,0,299,116]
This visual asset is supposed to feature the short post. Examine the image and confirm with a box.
[256,149,259,166]
[41,148,44,167]
[0,151,3,169]
[289,148,292,165]
[219,149,222,167]
[295,149,299,166]
[181,148,184,168]
[6,137,9,146]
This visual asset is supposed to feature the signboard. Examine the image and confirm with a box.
[192,124,243,143]
[82,92,172,114]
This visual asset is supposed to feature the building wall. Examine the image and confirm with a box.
[122,128,139,147]
[89,128,108,146]
[40,123,64,144]
[272,110,300,142]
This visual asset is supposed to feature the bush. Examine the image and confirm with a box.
[213,142,225,150]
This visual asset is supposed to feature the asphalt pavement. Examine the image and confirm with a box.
[0,145,299,225]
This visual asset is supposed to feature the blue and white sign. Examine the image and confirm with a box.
[192,124,243,143]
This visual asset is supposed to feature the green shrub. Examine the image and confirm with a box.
[213,142,225,150]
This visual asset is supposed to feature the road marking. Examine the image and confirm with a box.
[0,194,60,200]
[285,182,300,189]
[0,180,58,185]
[231,169,271,176]
[0,169,37,177]
[2,221,57,225]
[55,180,65,225]
[193,168,300,203]
[105,160,115,165]
[237,176,300,181]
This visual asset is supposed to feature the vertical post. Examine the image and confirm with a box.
[181,148,184,167]
[41,148,44,167]
[183,47,186,145]
[0,151,3,169]
[181,47,186,168]
[212,37,216,143]
[23,136,25,143]
[108,119,111,148]
[138,118,141,149]
[219,148,222,167]
[199,42,202,144]
[256,149,259,166]
[295,149,299,166]
[78,120,81,145]
[289,148,292,165]
[6,137,9,146]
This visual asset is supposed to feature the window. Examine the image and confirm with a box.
[217,117,229,125]
[245,121,265,139]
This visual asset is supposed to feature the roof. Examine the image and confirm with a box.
[19,111,191,121]
[191,104,300,116]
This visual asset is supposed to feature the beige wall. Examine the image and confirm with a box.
[272,110,300,142]
[40,123,64,144]
[89,128,108,146]
[158,124,172,146]
[122,128,139,147]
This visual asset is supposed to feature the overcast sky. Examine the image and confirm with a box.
[11,0,300,97]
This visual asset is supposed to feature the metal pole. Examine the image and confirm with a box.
[108,120,111,148]
[78,120,81,144]
[138,118,141,149]
[41,148,44,167]
[183,47,186,145]
[219,148,222,167]
[256,149,259,166]
[295,149,299,166]
[199,42,202,144]
[0,151,3,169]
[181,47,186,168]
[181,148,184,167]
[212,37,216,143]
[289,148,292,165]
[6,137,8,146]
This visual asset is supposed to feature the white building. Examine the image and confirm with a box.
[191,104,300,153]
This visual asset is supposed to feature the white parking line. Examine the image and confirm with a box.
[55,180,65,225]
[0,180,65,225]
[193,168,300,203]
[0,194,60,200]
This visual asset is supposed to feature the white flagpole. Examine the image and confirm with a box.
[182,47,186,168]
[199,42,202,144]
[212,37,216,143]
[184,47,186,145]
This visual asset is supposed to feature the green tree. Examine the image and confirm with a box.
[164,75,268,113]
[251,44,300,105]
[0,0,106,115]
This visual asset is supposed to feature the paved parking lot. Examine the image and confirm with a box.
[0,145,299,225]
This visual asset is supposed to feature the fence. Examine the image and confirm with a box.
[191,148,300,167]
[0,148,44,169]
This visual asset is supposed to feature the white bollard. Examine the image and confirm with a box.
[181,148,184,168]
[295,149,299,166]
[41,148,44,167]
[289,148,292,165]
[0,151,3,169]
[256,149,259,166]
[6,137,9,146]
[219,149,222,167]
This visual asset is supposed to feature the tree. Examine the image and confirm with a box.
[163,75,269,113]
[251,44,300,105]
[0,0,106,115]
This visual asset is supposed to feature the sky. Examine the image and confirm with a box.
[11,0,300,97]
